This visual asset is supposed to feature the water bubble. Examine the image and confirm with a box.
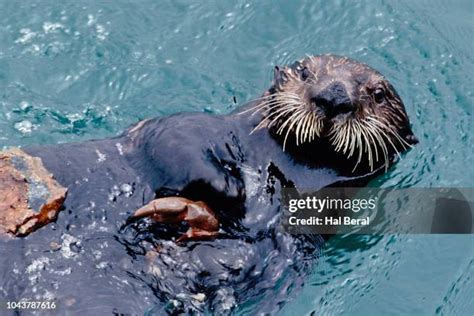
[42,22,64,34]
[26,257,50,274]
[19,101,31,111]
[14,120,34,134]
[120,183,133,197]
[60,234,82,259]
[87,14,96,26]
[95,24,109,41]
[115,142,124,155]
[95,149,106,162]
[108,185,121,201]
[15,28,37,44]
[95,261,109,269]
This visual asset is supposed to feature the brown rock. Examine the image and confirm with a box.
[0,148,67,237]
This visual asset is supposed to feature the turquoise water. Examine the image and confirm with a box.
[0,0,473,315]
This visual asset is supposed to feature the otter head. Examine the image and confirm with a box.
[250,54,418,173]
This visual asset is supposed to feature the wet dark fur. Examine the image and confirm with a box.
[21,106,378,314]
[10,55,415,314]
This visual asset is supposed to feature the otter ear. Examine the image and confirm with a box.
[405,133,419,145]
[402,127,419,145]
[274,66,288,83]
[274,66,281,82]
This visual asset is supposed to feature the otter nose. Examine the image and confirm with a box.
[311,82,353,117]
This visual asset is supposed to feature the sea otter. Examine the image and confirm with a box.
[0,55,417,314]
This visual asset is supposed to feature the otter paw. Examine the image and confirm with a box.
[132,197,219,242]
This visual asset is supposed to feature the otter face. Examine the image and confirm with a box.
[251,54,418,172]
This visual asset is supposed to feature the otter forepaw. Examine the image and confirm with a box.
[132,197,219,242]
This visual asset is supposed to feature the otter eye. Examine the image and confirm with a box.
[293,62,303,71]
[373,88,385,103]
[301,67,310,81]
